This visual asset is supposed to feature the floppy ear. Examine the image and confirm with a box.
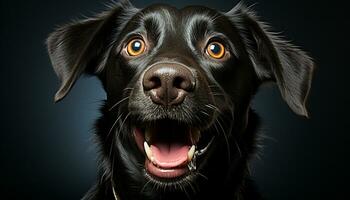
[227,3,315,117]
[47,0,137,102]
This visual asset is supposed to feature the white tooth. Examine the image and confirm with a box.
[144,141,153,161]
[188,145,196,161]
[145,128,151,142]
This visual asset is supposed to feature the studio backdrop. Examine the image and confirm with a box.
[1,0,349,199]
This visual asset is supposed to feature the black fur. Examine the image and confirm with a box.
[46,1,314,199]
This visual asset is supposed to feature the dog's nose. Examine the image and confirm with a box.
[143,63,195,106]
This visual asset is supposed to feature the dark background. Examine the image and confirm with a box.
[1,0,349,199]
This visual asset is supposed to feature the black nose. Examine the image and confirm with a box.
[143,63,195,106]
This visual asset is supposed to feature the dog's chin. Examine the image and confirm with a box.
[132,118,215,184]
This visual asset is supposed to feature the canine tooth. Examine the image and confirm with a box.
[144,141,153,161]
[188,145,196,161]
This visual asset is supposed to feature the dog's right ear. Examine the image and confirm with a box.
[47,0,137,102]
[226,3,315,117]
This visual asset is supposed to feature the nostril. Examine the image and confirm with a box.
[144,76,161,91]
[150,76,162,89]
[173,76,194,92]
[173,77,184,89]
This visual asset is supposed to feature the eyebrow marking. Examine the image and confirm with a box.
[183,13,240,59]
[184,14,215,52]
[142,8,175,34]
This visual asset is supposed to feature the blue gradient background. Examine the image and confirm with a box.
[1,0,348,199]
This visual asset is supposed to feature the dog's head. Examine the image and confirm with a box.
[47,1,314,199]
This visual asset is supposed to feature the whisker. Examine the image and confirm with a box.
[123,87,134,91]
[181,182,191,200]
[196,172,208,180]
[108,137,116,183]
[107,113,124,138]
[247,162,252,176]
[200,110,210,117]
[140,179,152,194]
[234,140,242,157]
[186,179,197,196]
[150,180,157,195]
[116,113,131,140]
[215,118,231,164]
[226,105,241,157]
[212,93,225,96]
[205,104,222,114]
[109,97,129,112]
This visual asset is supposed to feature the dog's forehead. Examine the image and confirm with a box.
[133,4,225,34]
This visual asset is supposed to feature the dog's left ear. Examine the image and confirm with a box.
[227,4,315,117]
[47,0,136,102]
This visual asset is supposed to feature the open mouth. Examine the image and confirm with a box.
[133,119,214,180]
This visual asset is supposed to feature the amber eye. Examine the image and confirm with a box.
[206,42,225,59]
[126,38,145,56]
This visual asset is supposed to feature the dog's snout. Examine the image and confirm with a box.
[143,63,195,106]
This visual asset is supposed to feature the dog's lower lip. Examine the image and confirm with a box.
[145,159,188,179]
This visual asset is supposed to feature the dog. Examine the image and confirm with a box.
[47,0,314,199]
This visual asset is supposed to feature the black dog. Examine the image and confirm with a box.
[47,1,314,199]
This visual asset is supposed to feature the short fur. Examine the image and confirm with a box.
[47,1,314,199]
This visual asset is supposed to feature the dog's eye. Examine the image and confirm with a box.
[126,39,146,56]
[206,42,225,59]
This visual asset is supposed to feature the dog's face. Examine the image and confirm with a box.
[47,1,314,199]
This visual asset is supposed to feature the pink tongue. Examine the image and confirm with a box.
[150,143,190,169]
